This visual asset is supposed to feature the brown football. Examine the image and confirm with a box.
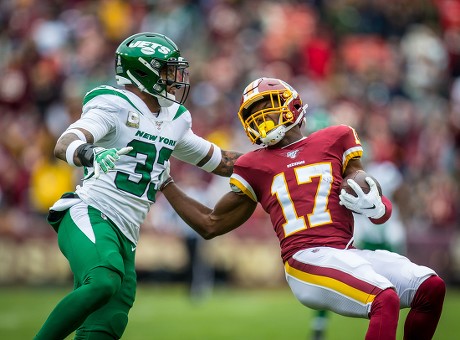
[340,170,382,197]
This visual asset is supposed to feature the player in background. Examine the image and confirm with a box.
[159,78,445,340]
[34,32,241,340]
[352,161,407,253]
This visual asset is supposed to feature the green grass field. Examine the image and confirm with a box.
[0,283,457,339]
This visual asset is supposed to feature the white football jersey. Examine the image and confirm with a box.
[66,85,215,244]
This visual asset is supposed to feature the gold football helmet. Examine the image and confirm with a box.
[238,78,306,146]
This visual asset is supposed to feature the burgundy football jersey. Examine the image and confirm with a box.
[230,125,363,262]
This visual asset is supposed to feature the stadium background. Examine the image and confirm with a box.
[0,0,460,296]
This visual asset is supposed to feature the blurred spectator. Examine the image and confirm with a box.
[1,0,460,284]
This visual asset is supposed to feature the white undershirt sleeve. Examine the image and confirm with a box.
[59,128,87,142]
[67,108,116,143]
[172,129,222,172]
[200,144,222,172]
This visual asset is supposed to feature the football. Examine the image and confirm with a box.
[340,170,382,197]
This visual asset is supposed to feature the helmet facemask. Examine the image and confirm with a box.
[243,92,295,146]
[150,57,190,107]
[238,78,305,146]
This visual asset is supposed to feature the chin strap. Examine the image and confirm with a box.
[155,93,175,107]
[115,75,131,86]
[260,105,307,146]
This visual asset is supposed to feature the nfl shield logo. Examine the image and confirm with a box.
[155,121,163,130]
[287,150,299,159]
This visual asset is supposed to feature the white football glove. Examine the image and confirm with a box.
[339,177,385,219]
[84,146,133,180]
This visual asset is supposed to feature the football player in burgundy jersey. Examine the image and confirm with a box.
[160,78,445,340]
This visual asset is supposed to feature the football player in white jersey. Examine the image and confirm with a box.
[34,32,241,340]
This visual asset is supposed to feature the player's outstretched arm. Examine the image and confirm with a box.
[212,150,243,177]
[195,143,243,177]
[161,181,257,239]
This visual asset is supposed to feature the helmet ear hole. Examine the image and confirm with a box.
[283,111,294,121]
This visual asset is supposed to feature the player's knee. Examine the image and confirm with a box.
[424,275,446,301]
[413,275,446,311]
[110,312,129,338]
[75,312,128,340]
[85,267,122,303]
[370,288,399,318]
[381,288,399,309]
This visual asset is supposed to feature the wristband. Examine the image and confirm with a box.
[369,195,393,225]
[75,143,97,167]
[159,177,174,191]
[200,144,222,172]
[65,140,86,166]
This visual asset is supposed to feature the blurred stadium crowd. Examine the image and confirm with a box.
[1,0,460,285]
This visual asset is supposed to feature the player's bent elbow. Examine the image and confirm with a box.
[54,143,65,160]
[194,215,236,240]
[200,227,221,240]
[199,224,226,240]
[201,232,216,240]
[188,223,217,240]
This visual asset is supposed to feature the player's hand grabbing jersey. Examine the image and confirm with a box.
[230,125,363,262]
[66,85,216,244]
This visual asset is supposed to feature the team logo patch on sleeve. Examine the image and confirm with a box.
[127,111,140,128]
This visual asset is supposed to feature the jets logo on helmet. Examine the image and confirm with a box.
[237,78,307,146]
[127,40,172,55]
[115,32,190,107]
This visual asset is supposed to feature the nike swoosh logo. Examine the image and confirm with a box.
[362,205,376,209]
[131,246,136,252]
